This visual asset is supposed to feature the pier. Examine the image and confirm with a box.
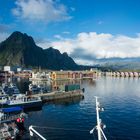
[31,90,84,102]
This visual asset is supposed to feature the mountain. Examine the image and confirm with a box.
[0,31,78,70]
[93,58,140,71]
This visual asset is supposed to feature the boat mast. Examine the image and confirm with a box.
[96,96,102,140]
[90,96,107,140]
[29,125,47,140]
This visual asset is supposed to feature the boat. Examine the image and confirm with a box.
[0,87,6,96]
[0,106,27,123]
[0,94,42,110]
[9,83,20,95]
[2,83,20,96]
[29,84,40,93]
[29,84,48,94]
[0,107,27,139]
[0,122,20,139]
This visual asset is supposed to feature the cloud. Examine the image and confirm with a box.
[37,32,140,65]
[0,24,10,32]
[0,32,9,43]
[62,31,70,34]
[12,0,72,23]
[54,34,63,40]
[0,24,12,43]
[38,37,74,54]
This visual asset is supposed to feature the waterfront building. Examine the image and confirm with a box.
[4,66,11,72]
[50,70,97,81]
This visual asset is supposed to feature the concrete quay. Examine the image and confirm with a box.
[31,90,84,102]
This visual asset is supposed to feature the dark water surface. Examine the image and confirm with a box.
[19,77,140,140]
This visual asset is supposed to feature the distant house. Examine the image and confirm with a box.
[17,67,22,72]
[4,66,11,72]
[3,66,14,75]
[23,68,32,73]
[11,66,22,73]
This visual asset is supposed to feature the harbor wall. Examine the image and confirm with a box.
[32,90,84,102]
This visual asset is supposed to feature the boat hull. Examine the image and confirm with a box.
[0,101,42,110]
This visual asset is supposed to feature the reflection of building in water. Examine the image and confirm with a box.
[30,72,50,81]
[50,70,98,81]
[31,80,52,91]
[31,80,51,86]
[49,96,84,106]
[51,79,82,90]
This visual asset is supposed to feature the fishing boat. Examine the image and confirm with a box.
[0,87,5,96]
[29,84,40,93]
[0,122,20,139]
[0,94,42,110]
[29,84,48,94]
[0,106,26,123]
[0,107,27,139]
[2,83,20,96]
[10,83,20,95]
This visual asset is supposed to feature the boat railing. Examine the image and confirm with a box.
[8,96,41,103]
[29,125,47,140]
[0,113,25,123]
[0,123,18,139]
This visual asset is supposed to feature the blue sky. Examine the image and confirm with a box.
[0,0,140,65]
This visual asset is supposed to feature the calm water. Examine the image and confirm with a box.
[18,77,140,140]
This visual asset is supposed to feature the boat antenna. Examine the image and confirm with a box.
[90,96,107,140]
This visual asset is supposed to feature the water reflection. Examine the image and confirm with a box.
[12,78,96,93]
[2,77,140,139]
[45,96,84,106]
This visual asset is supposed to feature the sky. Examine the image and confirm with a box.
[0,0,140,65]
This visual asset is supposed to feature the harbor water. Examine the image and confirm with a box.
[11,77,140,139]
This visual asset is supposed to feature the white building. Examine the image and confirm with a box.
[4,66,11,72]
[17,68,22,72]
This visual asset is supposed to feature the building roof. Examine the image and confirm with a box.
[2,106,23,113]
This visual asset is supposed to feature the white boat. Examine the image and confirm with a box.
[0,106,27,123]
[2,83,20,95]
[0,122,19,139]
[29,84,48,94]
[29,84,39,93]
[0,87,6,96]
[10,83,20,94]
[0,94,42,110]
[0,106,27,139]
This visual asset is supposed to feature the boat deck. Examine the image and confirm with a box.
[0,113,24,123]
[0,123,16,139]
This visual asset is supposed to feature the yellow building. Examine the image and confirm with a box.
[51,70,97,81]
[51,71,70,80]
